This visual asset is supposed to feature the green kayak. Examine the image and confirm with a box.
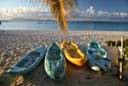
[7,47,47,75]
[44,42,66,80]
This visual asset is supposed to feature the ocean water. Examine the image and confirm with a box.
[0,20,128,31]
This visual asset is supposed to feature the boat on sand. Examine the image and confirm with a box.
[44,42,66,80]
[7,47,47,75]
[86,39,111,72]
[60,41,87,67]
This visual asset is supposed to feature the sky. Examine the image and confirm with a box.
[78,0,128,12]
[0,0,128,19]
[0,0,45,9]
[0,0,128,12]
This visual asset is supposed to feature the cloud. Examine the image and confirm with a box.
[119,12,127,17]
[78,6,128,18]
[112,12,120,16]
[98,10,110,16]
[86,6,95,15]
[0,7,48,19]
[0,5,128,20]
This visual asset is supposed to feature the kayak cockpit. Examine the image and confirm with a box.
[16,51,40,68]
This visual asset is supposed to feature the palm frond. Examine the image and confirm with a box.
[29,0,78,33]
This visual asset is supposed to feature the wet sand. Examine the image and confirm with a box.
[0,30,128,86]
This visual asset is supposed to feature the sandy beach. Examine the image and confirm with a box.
[0,30,128,86]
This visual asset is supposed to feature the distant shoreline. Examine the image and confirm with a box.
[1,18,128,23]
[1,29,128,32]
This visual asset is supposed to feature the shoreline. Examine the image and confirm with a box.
[1,29,128,32]
[1,29,128,33]
[1,30,128,40]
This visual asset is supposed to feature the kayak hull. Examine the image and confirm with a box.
[86,40,111,72]
[44,42,66,80]
[7,47,47,75]
[60,41,87,67]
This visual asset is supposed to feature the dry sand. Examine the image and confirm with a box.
[0,30,128,86]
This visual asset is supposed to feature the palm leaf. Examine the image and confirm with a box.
[29,0,78,33]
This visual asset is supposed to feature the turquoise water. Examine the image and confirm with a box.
[0,20,128,31]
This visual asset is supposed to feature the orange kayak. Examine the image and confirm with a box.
[60,41,87,66]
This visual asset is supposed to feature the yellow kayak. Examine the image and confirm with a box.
[60,41,87,66]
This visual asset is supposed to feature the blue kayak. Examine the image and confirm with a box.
[86,39,111,72]
[7,47,47,75]
[44,42,66,80]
